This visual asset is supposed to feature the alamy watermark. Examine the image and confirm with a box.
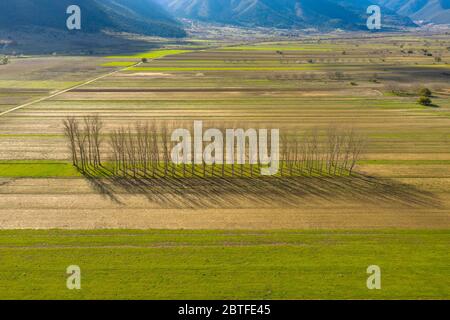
[66,5,81,30]
[367,5,381,30]
[64,4,381,31]
[66,265,81,290]
[366,265,381,290]
[64,4,380,32]
[171,121,279,175]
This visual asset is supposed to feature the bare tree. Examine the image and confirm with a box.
[161,121,169,177]
[74,123,87,172]
[125,126,138,178]
[135,122,147,176]
[287,134,295,176]
[340,128,353,175]
[110,129,120,175]
[90,115,103,168]
[348,130,367,175]
[280,132,288,176]
[84,117,93,167]
[63,117,79,167]
[326,126,338,175]
[333,133,344,175]
[69,117,368,181]
[149,121,159,177]
[118,127,127,176]
[311,128,320,175]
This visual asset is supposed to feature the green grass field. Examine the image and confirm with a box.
[0,160,348,178]
[106,49,192,60]
[6,160,450,178]
[0,230,448,300]
[0,161,80,177]
[101,62,138,67]
[129,66,324,72]
[219,45,335,51]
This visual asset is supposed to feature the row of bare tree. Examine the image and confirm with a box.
[109,122,169,178]
[63,117,367,178]
[279,127,366,177]
[63,116,102,171]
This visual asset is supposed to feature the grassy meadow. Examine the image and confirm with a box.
[0,229,448,300]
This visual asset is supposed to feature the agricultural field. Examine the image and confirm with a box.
[0,229,448,299]
[0,33,449,299]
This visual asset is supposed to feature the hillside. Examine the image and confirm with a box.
[0,0,186,38]
[376,0,450,24]
[159,0,415,30]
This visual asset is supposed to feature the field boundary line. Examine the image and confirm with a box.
[0,62,142,117]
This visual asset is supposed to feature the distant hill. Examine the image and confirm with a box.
[0,0,186,38]
[158,0,416,30]
[376,0,450,24]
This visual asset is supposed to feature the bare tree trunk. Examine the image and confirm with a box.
[341,128,353,175]
[110,130,120,176]
[280,132,288,176]
[84,117,93,168]
[327,126,337,175]
[74,125,87,172]
[349,131,367,175]
[126,126,137,178]
[288,136,294,176]
[91,115,102,168]
[161,122,169,177]
[151,121,159,177]
[118,128,126,177]
[63,117,79,167]
[135,122,145,176]
[334,134,344,176]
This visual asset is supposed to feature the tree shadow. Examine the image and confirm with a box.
[79,167,442,209]
[0,178,15,187]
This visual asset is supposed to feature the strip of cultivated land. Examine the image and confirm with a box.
[0,34,450,229]
[0,229,448,299]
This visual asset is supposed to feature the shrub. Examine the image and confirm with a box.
[418,88,432,97]
[418,96,432,106]
[0,56,9,65]
[141,58,148,63]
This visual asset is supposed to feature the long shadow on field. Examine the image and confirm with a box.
[80,167,441,209]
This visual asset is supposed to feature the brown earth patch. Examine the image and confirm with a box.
[0,175,448,229]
